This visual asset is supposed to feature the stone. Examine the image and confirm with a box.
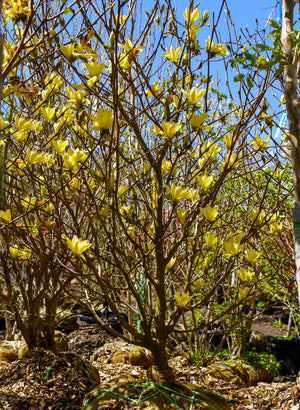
[0,341,18,362]
[203,359,259,387]
[90,341,154,369]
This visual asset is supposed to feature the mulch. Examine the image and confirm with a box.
[0,319,299,409]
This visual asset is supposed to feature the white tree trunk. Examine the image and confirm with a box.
[281,0,300,306]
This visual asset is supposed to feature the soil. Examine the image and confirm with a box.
[0,311,299,409]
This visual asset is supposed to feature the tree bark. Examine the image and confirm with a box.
[281,0,300,306]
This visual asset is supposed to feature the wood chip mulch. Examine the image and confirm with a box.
[0,324,299,409]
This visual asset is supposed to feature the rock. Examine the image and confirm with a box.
[249,330,267,351]
[203,359,259,387]
[90,341,154,369]
[53,330,69,352]
[83,375,231,410]
[83,374,142,410]
[0,341,19,362]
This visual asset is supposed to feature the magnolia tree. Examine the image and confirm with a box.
[0,0,295,381]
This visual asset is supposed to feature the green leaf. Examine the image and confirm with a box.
[63,8,74,14]
[233,74,245,82]
[269,20,280,29]
[256,44,272,51]
[246,76,254,88]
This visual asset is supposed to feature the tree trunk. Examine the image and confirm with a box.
[281,0,300,306]
[148,340,175,383]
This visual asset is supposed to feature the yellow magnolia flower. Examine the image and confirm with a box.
[236,268,254,282]
[270,222,283,234]
[32,120,43,135]
[145,79,162,97]
[3,0,31,21]
[85,76,98,88]
[43,202,55,213]
[198,173,213,190]
[223,133,234,148]
[117,185,128,197]
[148,124,163,136]
[188,113,210,130]
[8,157,26,175]
[53,139,69,155]
[63,148,87,171]
[127,225,136,236]
[226,231,244,242]
[206,36,229,57]
[183,7,200,25]
[40,106,56,122]
[61,43,75,61]
[161,160,172,174]
[204,256,211,267]
[250,135,269,150]
[223,236,245,257]
[118,52,131,68]
[161,121,182,139]
[239,286,252,300]
[202,140,220,160]
[26,147,46,164]
[162,45,182,62]
[246,249,262,265]
[166,257,176,270]
[21,196,36,209]
[119,39,144,56]
[68,90,90,108]
[114,12,127,25]
[69,177,81,190]
[249,209,266,225]
[205,232,217,248]
[120,205,131,216]
[13,130,28,143]
[177,209,187,225]
[0,209,11,223]
[175,291,192,308]
[65,235,91,255]
[183,87,205,105]
[20,247,31,260]
[198,157,208,171]
[85,61,106,77]
[200,205,218,222]
[0,117,8,129]
[222,152,239,169]
[52,121,64,136]
[189,188,199,202]
[14,114,34,131]
[143,163,151,174]
[9,245,19,259]
[45,72,61,89]
[166,183,191,202]
[44,153,55,167]
[147,221,155,236]
[92,109,114,130]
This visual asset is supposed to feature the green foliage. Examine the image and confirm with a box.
[217,347,280,375]
[240,349,280,375]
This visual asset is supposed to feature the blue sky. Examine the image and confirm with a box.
[143,0,280,40]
